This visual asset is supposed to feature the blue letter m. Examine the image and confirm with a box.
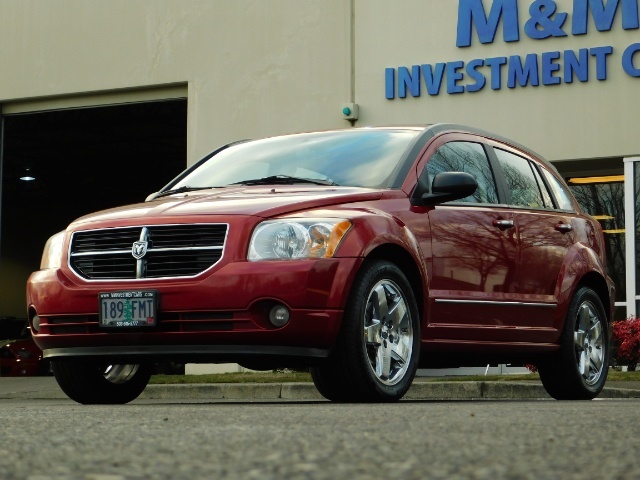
[572,0,639,35]
[457,0,520,47]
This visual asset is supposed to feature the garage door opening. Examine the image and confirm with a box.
[0,99,188,318]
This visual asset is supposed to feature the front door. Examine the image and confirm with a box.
[418,138,520,341]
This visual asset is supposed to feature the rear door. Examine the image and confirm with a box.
[488,146,573,341]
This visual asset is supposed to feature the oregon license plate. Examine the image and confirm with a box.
[99,291,157,328]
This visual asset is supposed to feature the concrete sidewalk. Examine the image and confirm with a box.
[2,376,640,401]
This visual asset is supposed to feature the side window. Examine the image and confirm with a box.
[494,149,547,209]
[531,165,554,208]
[426,142,498,204]
[540,168,575,211]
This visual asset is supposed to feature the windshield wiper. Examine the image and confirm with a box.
[229,175,338,186]
[153,176,338,200]
[154,186,218,199]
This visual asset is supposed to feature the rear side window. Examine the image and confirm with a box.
[540,168,575,211]
[426,142,498,204]
[531,165,554,208]
[494,149,549,209]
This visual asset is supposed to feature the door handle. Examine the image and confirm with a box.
[492,219,514,230]
[555,223,573,233]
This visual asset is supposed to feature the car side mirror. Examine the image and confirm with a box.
[145,192,159,202]
[420,172,478,206]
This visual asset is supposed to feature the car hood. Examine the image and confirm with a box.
[70,186,384,227]
[0,338,36,351]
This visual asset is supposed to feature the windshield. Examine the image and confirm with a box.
[168,129,420,190]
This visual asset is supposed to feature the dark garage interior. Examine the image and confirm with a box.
[0,99,188,319]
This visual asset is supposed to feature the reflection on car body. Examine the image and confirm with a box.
[26,124,615,404]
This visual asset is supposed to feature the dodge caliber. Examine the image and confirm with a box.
[26,124,615,403]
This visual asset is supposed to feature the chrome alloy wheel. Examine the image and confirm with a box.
[574,301,605,386]
[363,279,414,386]
[103,364,141,384]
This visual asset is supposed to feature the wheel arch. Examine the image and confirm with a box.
[576,272,614,324]
[555,243,614,326]
[364,243,426,320]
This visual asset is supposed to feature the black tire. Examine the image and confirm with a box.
[538,287,609,400]
[311,260,420,402]
[52,361,152,404]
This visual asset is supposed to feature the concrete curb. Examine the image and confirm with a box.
[3,381,638,401]
[116,382,640,400]
[139,381,640,400]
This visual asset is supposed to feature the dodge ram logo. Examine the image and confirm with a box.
[132,241,148,259]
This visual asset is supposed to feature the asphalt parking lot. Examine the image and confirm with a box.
[2,394,640,480]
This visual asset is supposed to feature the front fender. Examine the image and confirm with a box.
[332,213,429,312]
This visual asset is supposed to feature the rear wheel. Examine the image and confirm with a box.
[311,260,420,402]
[538,287,609,400]
[52,361,152,404]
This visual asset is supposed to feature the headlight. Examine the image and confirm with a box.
[248,219,352,260]
[40,231,66,269]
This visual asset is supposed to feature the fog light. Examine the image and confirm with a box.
[269,305,290,328]
[32,315,41,333]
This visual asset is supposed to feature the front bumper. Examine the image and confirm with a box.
[27,257,361,362]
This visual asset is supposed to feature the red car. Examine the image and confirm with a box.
[0,318,46,376]
[0,338,44,376]
[26,125,615,403]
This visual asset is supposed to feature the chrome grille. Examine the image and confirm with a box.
[72,230,140,253]
[145,251,222,278]
[69,224,228,280]
[74,253,137,279]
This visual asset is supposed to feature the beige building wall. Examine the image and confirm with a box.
[1,0,638,164]
[0,0,353,165]
[355,0,640,162]
[0,0,352,317]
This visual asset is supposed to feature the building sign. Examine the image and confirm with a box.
[385,0,640,98]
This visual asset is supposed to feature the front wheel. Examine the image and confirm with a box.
[538,287,609,400]
[52,361,152,404]
[311,260,420,402]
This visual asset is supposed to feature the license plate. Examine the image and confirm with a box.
[99,291,157,328]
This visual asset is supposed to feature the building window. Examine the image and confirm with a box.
[568,177,626,303]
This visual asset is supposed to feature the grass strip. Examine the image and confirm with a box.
[150,371,312,384]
